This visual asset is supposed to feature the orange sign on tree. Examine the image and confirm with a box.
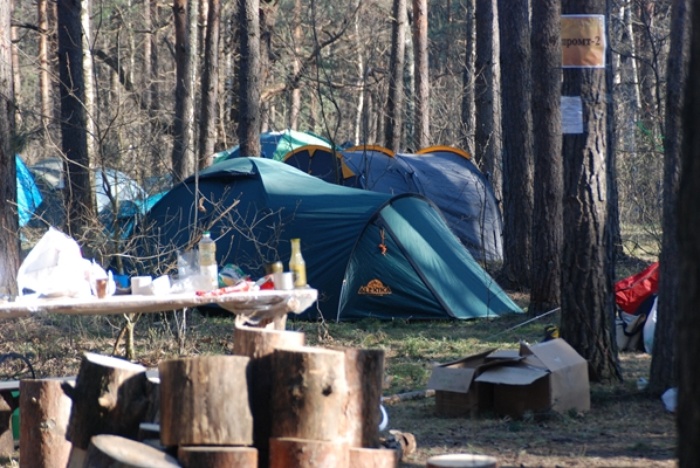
[561,15,606,68]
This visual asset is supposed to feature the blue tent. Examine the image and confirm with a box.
[213,129,332,164]
[284,145,503,263]
[131,157,520,321]
[16,156,42,227]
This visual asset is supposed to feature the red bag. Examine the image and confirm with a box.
[614,262,659,314]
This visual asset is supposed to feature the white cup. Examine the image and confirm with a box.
[278,272,294,290]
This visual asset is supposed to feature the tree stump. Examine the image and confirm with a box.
[19,379,72,468]
[63,353,156,450]
[233,325,304,466]
[341,348,385,448]
[84,434,180,468]
[159,355,253,446]
[348,447,399,468]
[177,446,258,468]
[426,453,499,468]
[269,437,348,468]
[271,346,347,441]
[0,393,15,459]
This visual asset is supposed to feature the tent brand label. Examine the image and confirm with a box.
[358,279,392,296]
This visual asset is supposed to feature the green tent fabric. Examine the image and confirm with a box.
[132,158,521,321]
[212,129,332,164]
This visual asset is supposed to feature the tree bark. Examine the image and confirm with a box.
[384,0,407,153]
[19,379,73,468]
[63,353,156,450]
[238,0,262,157]
[84,434,180,468]
[348,447,399,468]
[475,0,502,200]
[58,0,94,236]
[172,0,196,180]
[269,437,349,468]
[198,0,221,168]
[233,326,305,468]
[10,0,21,129]
[159,355,253,446]
[676,0,700,465]
[341,348,384,448]
[649,0,690,396]
[460,0,476,156]
[38,0,52,132]
[560,0,621,383]
[271,346,347,441]
[0,0,20,297]
[412,0,429,150]
[529,0,563,315]
[497,0,533,290]
[178,446,258,467]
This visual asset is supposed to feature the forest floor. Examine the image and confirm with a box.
[0,284,675,467]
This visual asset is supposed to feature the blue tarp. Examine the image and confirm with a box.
[16,156,42,227]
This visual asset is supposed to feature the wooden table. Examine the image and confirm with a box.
[0,288,318,328]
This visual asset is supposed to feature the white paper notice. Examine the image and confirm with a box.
[562,96,584,134]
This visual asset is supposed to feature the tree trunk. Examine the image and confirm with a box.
[384,0,407,153]
[412,0,429,150]
[289,0,302,131]
[269,437,349,468]
[38,0,52,132]
[84,434,180,467]
[58,0,94,236]
[198,0,221,168]
[678,3,700,463]
[529,0,563,315]
[178,446,258,467]
[271,346,347,441]
[348,447,399,468]
[475,0,502,200]
[80,0,97,170]
[172,0,196,180]
[238,0,262,157]
[63,353,156,450]
[10,0,21,128]
[233,326,305,468]
[560,0,621,383]
[0,0,20,297]
[341,348,384,448]
[497,0,533,290]
[460,0,476,156]
[19,379,73,468]
[650,0,690,397]
[159,355,253,446]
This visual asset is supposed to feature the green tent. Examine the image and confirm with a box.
[134,158,521,321]
[212,129,331,164]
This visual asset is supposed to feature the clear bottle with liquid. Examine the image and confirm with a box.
[199,231,218,290]
[288,238,307,288]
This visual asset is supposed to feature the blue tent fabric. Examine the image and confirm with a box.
[213,129,332,163]
[285,146,503,263]
[131,158,521,321]
[15,156,42,227]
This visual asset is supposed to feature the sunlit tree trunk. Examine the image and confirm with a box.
[650,0,691,397]
[498,0,532,289]
[238,0,261,157]
[560,0,621,383]
[10,0,21,128]
[384,0,407,153]
[289,0,302,130]
[412,0,430,150]
[172,0,196,180]
[460,0,476,156]
[38,0,52,132]
[198,0,220,168]
[0,0,20,296]
[81,0,98,170]
[58,0,94,236]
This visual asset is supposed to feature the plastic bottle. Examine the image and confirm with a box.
[288,238,307,288]
[199,231,218,290]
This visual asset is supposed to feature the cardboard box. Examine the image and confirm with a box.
[426,349,520,417]
[475,338,590,418]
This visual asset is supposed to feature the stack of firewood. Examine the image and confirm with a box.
[17,325,399,468]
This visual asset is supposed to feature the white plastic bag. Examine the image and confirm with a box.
[643,297,658,354]
[17,227,92,298]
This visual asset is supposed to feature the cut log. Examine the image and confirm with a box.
[19,379,72,468]
[64,353,156,450]
[233,325,304,467]
[341,348,384,448]
[271,346,347,441]
[426,453,499,468]
[0,394,14,459]
[348,447,399,468]
[159,355,252,446]
[269,437,348,468]
[177,446,258,468]
[84,434,180,467]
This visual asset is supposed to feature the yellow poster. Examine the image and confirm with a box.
[561,15,606,68]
